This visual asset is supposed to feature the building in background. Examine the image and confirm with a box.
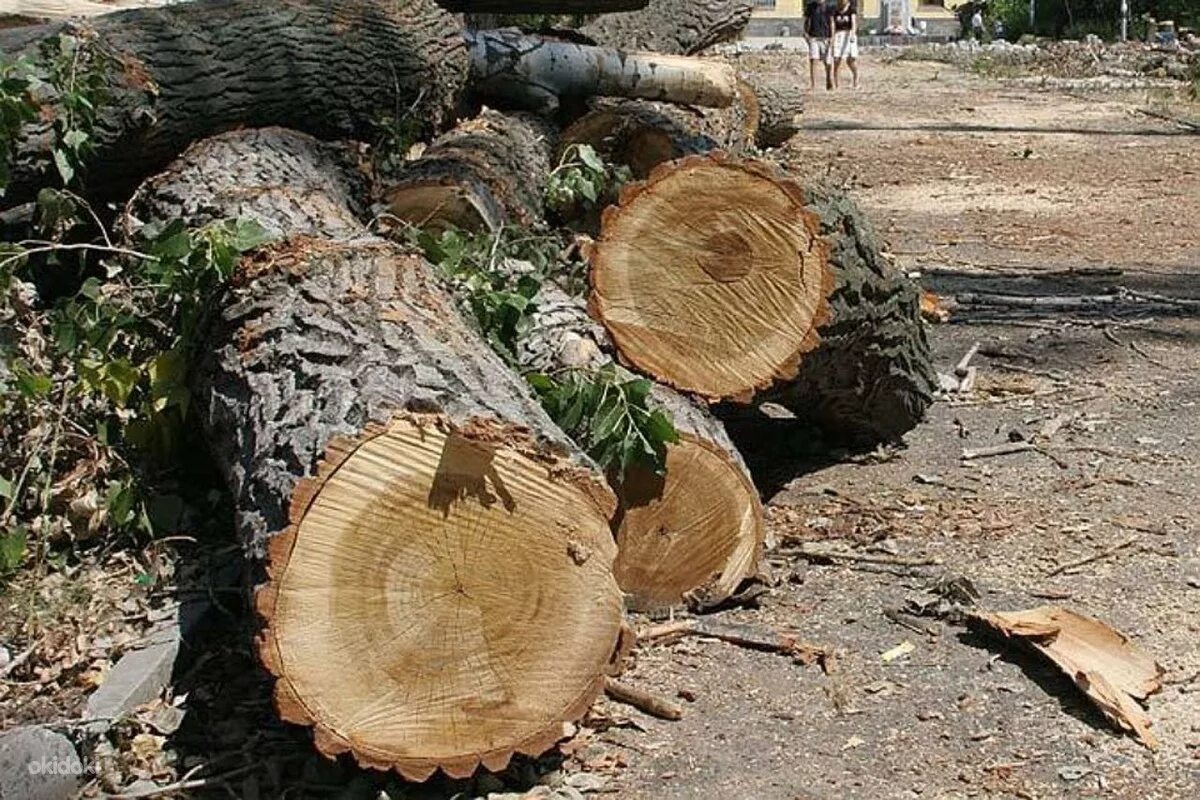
[749,0,965,39]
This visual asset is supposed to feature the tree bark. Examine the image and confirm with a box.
[466,28,738,113]
[740,72,805,149]
[441,0,647,10]
[580,0,753,55]
[559,86,758,179]
[587,155,936,443]
[384,109,556,233]
[125,127,623,780]
[515,281,763,612]
[1,0,468,208]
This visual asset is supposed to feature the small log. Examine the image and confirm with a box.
[602,676,683,720]
[467,29,737,113]
[739,72,804,149]
[384,109,556,233]
[559,87,758,179]
[518,283,763,613]
[580,0,753,55]
[588,157,937,443]
[127,128,623,780]
[1,0,467,208]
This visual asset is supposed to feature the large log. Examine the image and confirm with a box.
[466,29,738,113]
[126,128,624,779]
[517,282,763,612]
[1,0,468,207]
[739,72,804,149]
[580,0,753,55]
[587,154,936,444]
[441,0,647,10]
[384,109,556,233]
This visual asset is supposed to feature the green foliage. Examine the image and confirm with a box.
[528,366,678,476]
[0,54,38,196]
[372,111,425,179]
[544,144,631,221]
[399,224,563,365]
[0,33,113,194]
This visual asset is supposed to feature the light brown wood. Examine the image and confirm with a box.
[588,154,833,402]
[259,416,622,780]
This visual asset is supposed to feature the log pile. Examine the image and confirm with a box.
[2,0,937,780]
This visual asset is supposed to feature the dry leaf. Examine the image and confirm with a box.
[973,606,1163,749]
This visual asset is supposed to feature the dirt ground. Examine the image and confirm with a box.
[591,55,1200,800]
[4,53,1199,799]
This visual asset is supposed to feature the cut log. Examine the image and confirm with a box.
[440,0,648,10]
[1,0,467,207]
[559,87,757,179]
[580,0,753,55]
[739,72,804,149]
[384,109,556,233]
[516,282,762,612]
[126,128,623,779]
[587,155,936,443]
[466,29,737,113]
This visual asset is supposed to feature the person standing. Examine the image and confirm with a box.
[828,0,859,89]
[804,0,833,91]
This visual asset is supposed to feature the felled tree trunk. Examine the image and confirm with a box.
[1,0,467,207]
[580,0,753,55]
[740,72,805,149]
[517,283,762,612]
[384,109,556,233]
[587,155,936,444]
[440,0,647,10]
[127,128,623,780]
[560,86,757,178]
[467,29,737,113]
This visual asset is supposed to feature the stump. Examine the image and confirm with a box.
[1,0,467,207]
[517,283,762,612]
[384,109,556,233]
[128,128,624,779]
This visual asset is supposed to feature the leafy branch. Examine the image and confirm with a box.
[544,143,631,220]
[527,365,678,476]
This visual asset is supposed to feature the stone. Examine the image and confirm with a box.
[85,628,180,724]
[0,727,83,800]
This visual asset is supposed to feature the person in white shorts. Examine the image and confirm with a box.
[827,0,860,89]
[804,0,833,91]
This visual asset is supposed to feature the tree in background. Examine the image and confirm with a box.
[981,0,1198,41]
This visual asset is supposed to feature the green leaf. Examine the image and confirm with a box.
[15,368,52,398]
[61,128,88,151]
[577,178,598,203]
[0,474,12,501]
[577,144,604,173]
[230,218,271,251]
[52,148,74,185]
[0,526,27,573]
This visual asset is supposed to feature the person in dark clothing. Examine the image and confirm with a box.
[828,0,859,89]
[804,0,833,91]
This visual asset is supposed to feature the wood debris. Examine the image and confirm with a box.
[971,606,1164,749]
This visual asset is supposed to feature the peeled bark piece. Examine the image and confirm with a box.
[580,0,753,55]
[761,184,937,444]
[518,283,762,613]
[467,29,737,113]
[1,0,467,207]
[588,155,833,403]
[559,88,758,179]
[128,128,622,780]
[740,72,804,149]
[385,109,555,233]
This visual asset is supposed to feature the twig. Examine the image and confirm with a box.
[0,638,40,679]
[1133,107,1200,132]
[603,677,682,721]
[787,543,938,568]
[0,241,156,272]
[1127,340,1170,369]
[637,619,832,667]
[1045,535,1140,577]
[962,441,1035,460]
[955,341,980,377]
[104,761,277,799]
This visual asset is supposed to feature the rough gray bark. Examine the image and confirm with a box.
[740,73,804,149]
[123,128,600,555]
[466,28,738,113]
[1,0,467,208]
[440,0,646,10]
[384,109,556,232]
[580,0,753,55]
[759,184,937,445]
[560,92,756,178]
